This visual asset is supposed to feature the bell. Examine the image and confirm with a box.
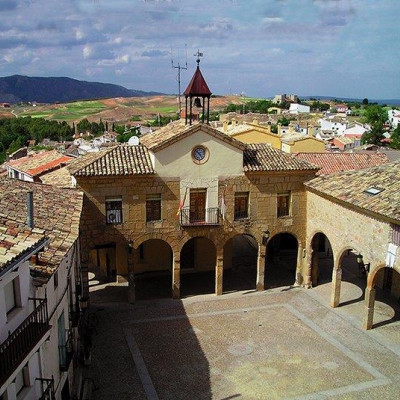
[193,97,202,108]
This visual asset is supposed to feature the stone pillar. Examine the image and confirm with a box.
[172,252,180,299]
[294,245,304,286]
[363,287,376,330]
[127,249,135,303]
[215,250,224,296]
[256,245,266,291]
[330,268,342,308]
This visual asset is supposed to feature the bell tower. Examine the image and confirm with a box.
[183,50,212,125]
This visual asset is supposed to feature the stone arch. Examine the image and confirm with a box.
[133,238,174,301]
[330,246,366,308]
[308,231,334,288]
[265,231,299,289]
[363,262,395,330]
[180,236,217,297]
[223,233,259,292]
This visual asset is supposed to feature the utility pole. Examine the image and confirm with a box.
[171,45,187,114]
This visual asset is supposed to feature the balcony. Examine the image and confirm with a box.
[180,207,220,226]
[0,298,50,387]
[37,378,55,400]
[59,329,74,372]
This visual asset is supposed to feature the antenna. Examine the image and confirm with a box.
[171,44,187,114]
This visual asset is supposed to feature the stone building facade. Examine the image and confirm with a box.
[69,121,318,302]
[305,161,400,329]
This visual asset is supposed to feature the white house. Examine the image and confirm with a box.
[289,104,310,114]
[0,179,83,400]
[319,117,347,136]
[388,109,400,129]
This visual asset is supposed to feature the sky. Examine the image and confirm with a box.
[0,0,399,100]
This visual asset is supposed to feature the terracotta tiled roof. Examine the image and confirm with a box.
[294,152,390,176]
[244,144,320,172]
[183,66,212,96]
[0,177,83,278]
[68,144,154,177]
[141,121,246,152]
[5,150,73,178]
[40,166,73,187]
[0,225,47,273]
[305,161,400,222]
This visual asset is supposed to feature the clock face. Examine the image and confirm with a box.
[193,147,206,161]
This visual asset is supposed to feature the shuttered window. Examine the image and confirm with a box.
[146,194,161,222]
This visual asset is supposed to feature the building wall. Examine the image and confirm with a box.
[282,138,325,154]
[77,170,313,282]
[232,130,281,149]
[306,190,399,294]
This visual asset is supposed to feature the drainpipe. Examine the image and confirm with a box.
[27,191,34,229]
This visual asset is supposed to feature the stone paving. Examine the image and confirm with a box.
[81,274,400,400]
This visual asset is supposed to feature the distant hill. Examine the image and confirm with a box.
[0,75,164,104]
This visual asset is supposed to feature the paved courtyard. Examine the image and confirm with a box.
[82,277,400,400]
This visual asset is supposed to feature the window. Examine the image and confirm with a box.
[5,279,17,314]
[106,198,122,224]
[392,223,400,246]
[234,192,249,220]
[54,270,58,289]
[146,194,161,222]
[277,192,291,218]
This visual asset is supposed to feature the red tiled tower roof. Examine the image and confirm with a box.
[184,66,211,96]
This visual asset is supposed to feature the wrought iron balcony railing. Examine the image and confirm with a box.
[0,298,49,386]
[59,329,74,372]
[180,207,220,226]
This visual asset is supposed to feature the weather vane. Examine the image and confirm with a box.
[194,49,203,67]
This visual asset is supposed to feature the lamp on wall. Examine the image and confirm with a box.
[356,253,370,276]
[262,230,270,246]
[79,296,88,310]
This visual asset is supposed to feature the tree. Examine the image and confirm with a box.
[363,105,387,125]
[363,98,369,105]
[390,125,400,149]
[361,124,385,146]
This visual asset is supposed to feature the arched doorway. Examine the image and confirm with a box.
[310,232,333,287]
[180,237,216,297]
[365,266,400,329]
[265,233,298,288]
[333,249,367,307]
[134,239,173,300]
[223,234,258,292]
[89,242,117,282]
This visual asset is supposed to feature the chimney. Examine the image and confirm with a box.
[27,191,34,229]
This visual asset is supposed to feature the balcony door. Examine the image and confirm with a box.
[190,189,206,223]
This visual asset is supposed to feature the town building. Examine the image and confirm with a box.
[4,150,73,183]
[0,178,84,399]
[305,161,400,329]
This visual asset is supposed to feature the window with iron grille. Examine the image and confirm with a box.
[146,194,161,222]
[391,223,400,246]
[277,192,291,218]
[106,198,123,224]
[234,192,249,220]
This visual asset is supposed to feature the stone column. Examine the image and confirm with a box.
[256,245,266,291]
[215,250,224,296]
[172,252,180,299]
[127,249,135,303]
[363,287,376,330]
[330,268,342,308]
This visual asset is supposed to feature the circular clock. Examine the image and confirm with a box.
[193,147,206,161]
[192,146,209,164]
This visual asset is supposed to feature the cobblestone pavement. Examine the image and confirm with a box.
[81,279,400,400]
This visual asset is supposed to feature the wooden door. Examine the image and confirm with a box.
[190,189,206,223]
